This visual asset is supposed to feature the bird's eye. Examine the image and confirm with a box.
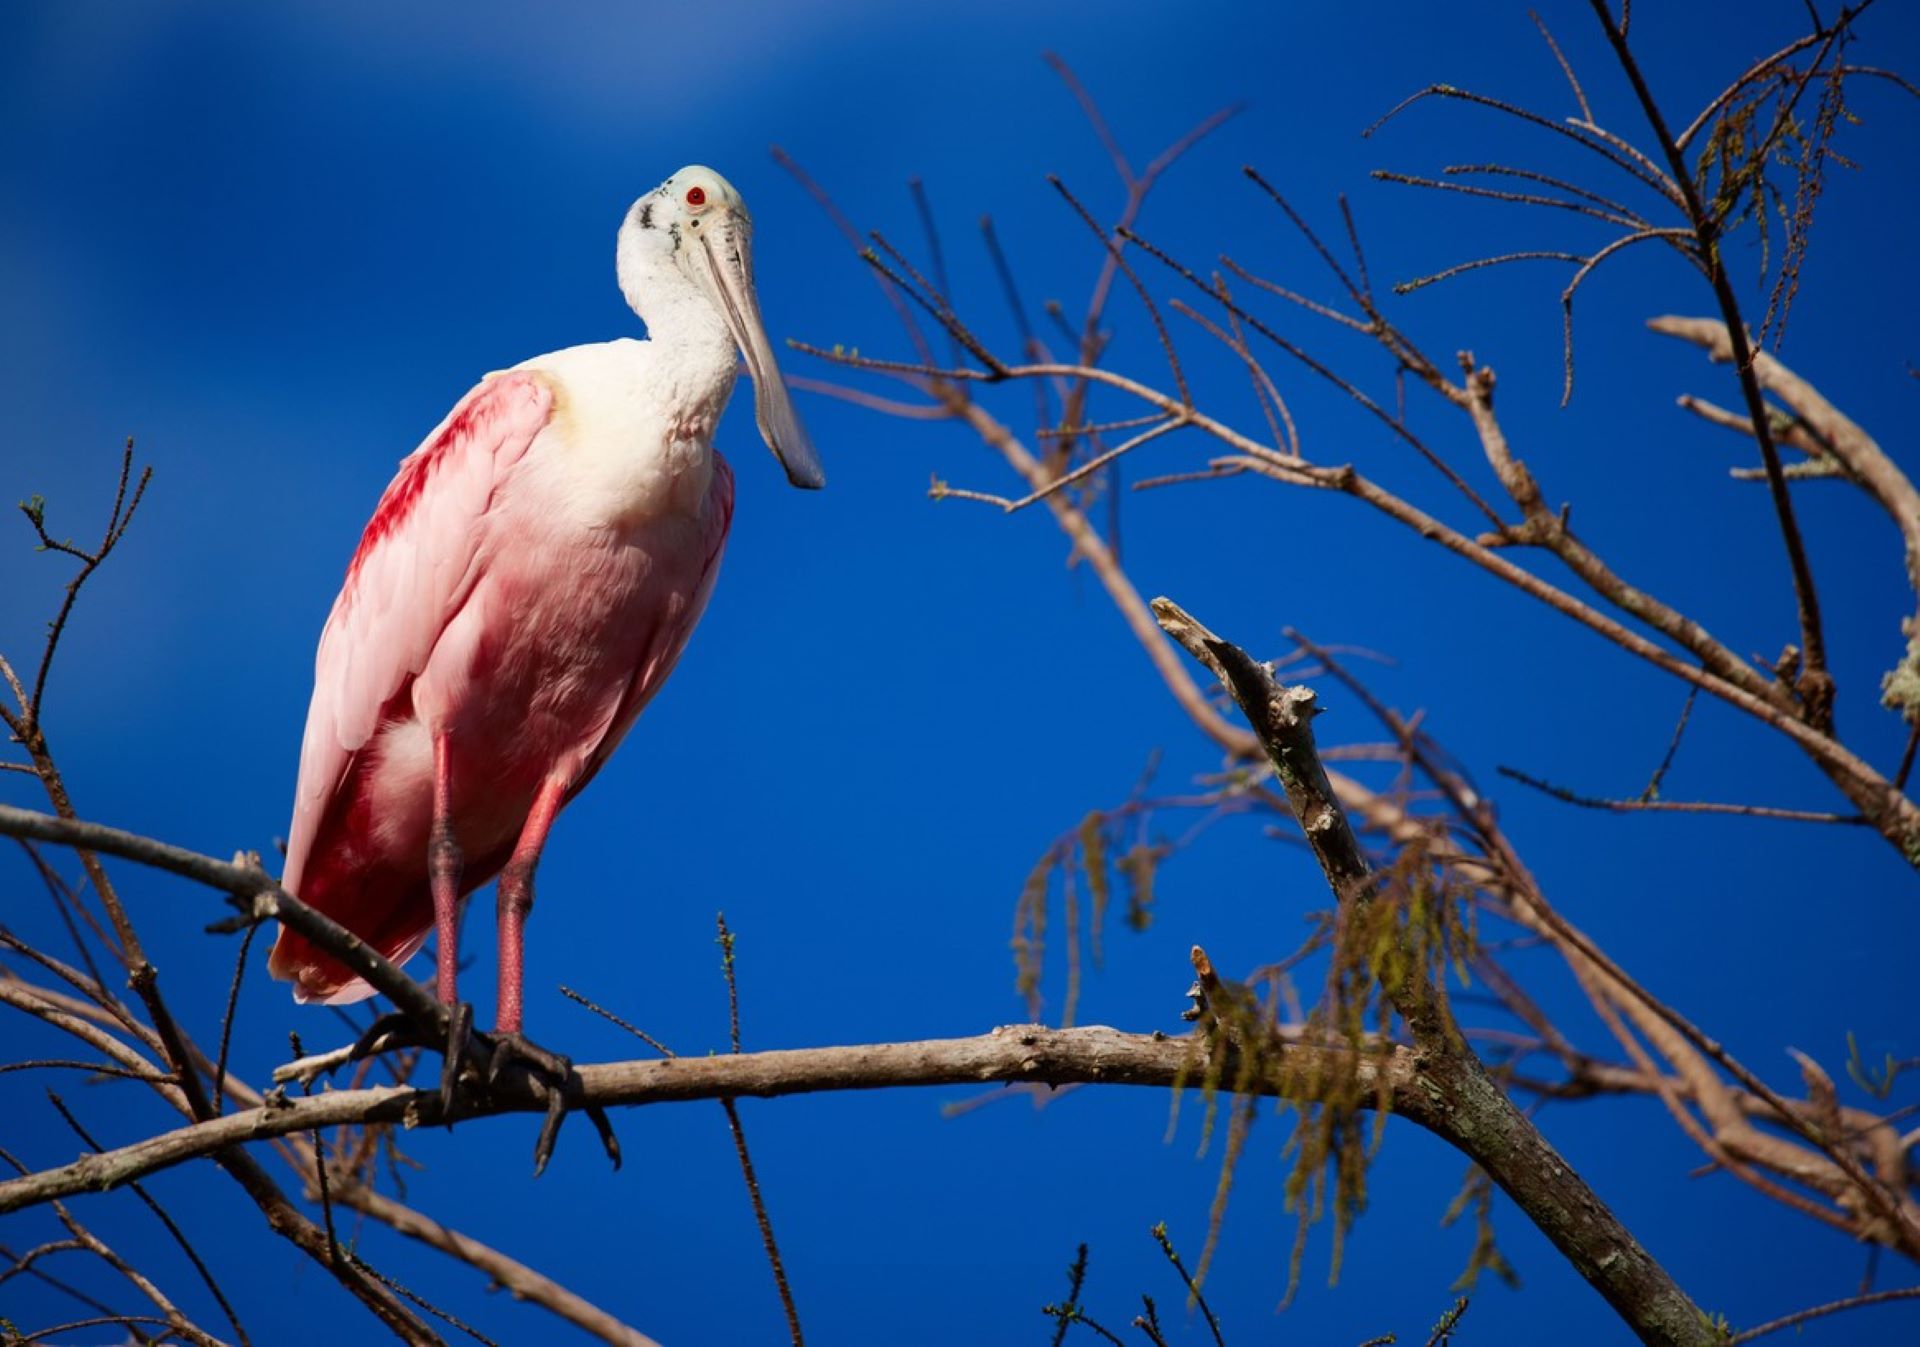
[685,186,707,207]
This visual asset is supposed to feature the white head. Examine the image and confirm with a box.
[617,165,823,490]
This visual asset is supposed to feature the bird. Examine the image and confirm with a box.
[267,165,822,1084]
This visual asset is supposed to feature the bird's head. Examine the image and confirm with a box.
[618,165,824,490]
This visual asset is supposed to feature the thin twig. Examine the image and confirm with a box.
[1363,83,1683,205]
[1338,193,1374,302]
[1642,686,1699,801]
[770,146,934,367]
[997,419,1187,514]
[1497,766,1866,824]
[1393,250,1586,296]
[908,177,959,368]
[1728,1284,1920,1343]
[1532,10,1594,121]
[14,837,116,996]
[1895,724,1920,793]
[211,924,256,1115]
[1560,228,1700,403]
[1149,1224,1224,1347]
[1049,177,1190,407]
[559,985,674,1058]
[349,1255,500,1347]
[1118,221,1509,529]
[716,913,802,1347]
[19,443,154,723]
[1372,168,1644,227]
[1444,162,1645,220]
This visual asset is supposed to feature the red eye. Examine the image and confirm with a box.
[685,186,707,207]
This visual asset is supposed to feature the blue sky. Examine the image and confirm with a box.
[4,2,1918,1343]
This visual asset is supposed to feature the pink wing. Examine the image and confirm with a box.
[571,453,736,801]
[282,372,554,898]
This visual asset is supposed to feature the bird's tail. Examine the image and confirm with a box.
[267,863,434,1006]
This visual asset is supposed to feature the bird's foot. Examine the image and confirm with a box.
[480,1029,621,1177]
[344,1000,479,1118]
[344,1012,618,1174]
[484,1030,568,1088]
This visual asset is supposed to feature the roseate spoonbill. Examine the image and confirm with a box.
[268,166,820,1126]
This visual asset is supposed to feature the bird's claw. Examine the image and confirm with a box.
[481,1030,621,1177]
[343,1015,619,1175]
[440,1000,476,1118]
[345,1010,420,1063]
[343,1002,481,1119]
[484,1030,570,1089]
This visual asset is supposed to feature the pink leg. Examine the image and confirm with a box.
[429,734,463,1007]
[494,776,568,1036]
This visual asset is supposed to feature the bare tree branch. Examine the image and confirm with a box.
[0,1026,1424,1216]
[1151,597,1718,1347]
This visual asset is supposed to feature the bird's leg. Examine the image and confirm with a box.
[430,734,464,1006]
[491,777,563,1042]
[484,776,617,1174]
[429,733,476,1111]
[343,739,471,1100]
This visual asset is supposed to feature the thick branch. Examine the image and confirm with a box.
[1151,597,1716,1347]
[0,1026,1422,1215]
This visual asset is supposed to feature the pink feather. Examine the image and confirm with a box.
[269,371,734,1003]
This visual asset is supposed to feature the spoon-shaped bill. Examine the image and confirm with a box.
[697,222,824,490]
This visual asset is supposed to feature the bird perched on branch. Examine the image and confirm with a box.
[268,166,822,1130]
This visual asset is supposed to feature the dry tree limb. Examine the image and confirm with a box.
[1587,0,1833,713]
[1663,337,1888,468]
[1293,633,1918,1251]
[166,1020,658,1347]
[1150,598,1717,1347]
[803,332,1920,859]
[1650,313,1920,722]
[6,961,653,1347]
[800,155,1920,857]
[0,1026,1426,1215]
[783,55,1918,1315]
[800,321,1918,1282]
[1360,2,1893,734]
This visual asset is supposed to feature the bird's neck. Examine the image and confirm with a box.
[618,251,738,421]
